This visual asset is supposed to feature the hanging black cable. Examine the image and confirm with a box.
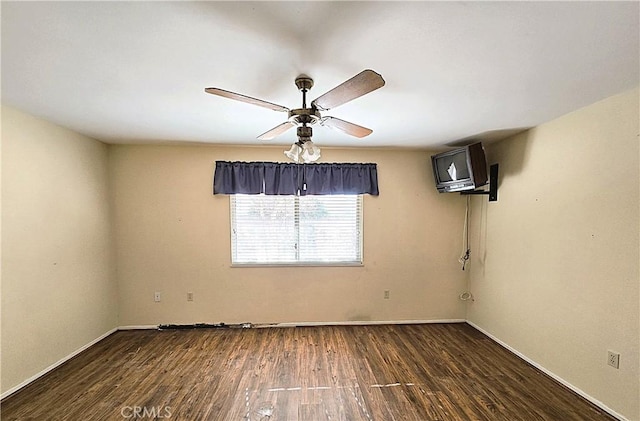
[459,195,471,270]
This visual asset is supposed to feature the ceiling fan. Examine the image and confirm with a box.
[205,69,385,162]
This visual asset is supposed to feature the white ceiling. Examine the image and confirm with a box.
[2,1,638,149]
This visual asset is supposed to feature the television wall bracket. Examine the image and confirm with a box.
[460,163,499,202]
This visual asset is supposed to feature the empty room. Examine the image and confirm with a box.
[1,2,638,420]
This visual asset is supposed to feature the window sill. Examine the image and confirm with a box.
[231,262,364,268]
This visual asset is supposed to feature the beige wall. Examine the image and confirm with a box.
[467,87,639,420]
[1,106,118,395]
[110,145,469,326]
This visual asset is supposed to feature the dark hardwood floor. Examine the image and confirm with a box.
[1,323,616,420]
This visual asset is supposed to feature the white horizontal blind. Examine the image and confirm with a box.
[231,194,363,265]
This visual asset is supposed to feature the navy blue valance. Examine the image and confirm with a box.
[213,161,379,196]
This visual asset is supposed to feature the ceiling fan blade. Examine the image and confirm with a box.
[320,116,373,138]
[204,87,289,113]
[311,69,385,111]
[257,121,296,140]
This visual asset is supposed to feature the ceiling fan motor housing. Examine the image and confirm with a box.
[289,108,321,125]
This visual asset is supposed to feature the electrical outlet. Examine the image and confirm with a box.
[384,290,390,299]
[607,351,620,369]
[154,292,161,302]
[187,292,194,301]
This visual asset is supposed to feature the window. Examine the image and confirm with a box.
[230,194,363,266]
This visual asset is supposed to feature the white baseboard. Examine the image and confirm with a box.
[269,319,466,327]
[1,327,118,400]
[118,325,158,330]
[119,320,466,329]
[466,321,627,421]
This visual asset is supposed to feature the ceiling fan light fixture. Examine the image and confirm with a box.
[284,140,321,163]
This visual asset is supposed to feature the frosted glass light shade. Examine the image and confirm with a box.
[301,141,321,162]
[284,143,302,162]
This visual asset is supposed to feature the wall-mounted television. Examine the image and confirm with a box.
[431,142,488,193]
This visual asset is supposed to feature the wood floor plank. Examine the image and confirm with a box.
[1,323,617,420]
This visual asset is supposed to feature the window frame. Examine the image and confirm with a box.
[229,194,364,267]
